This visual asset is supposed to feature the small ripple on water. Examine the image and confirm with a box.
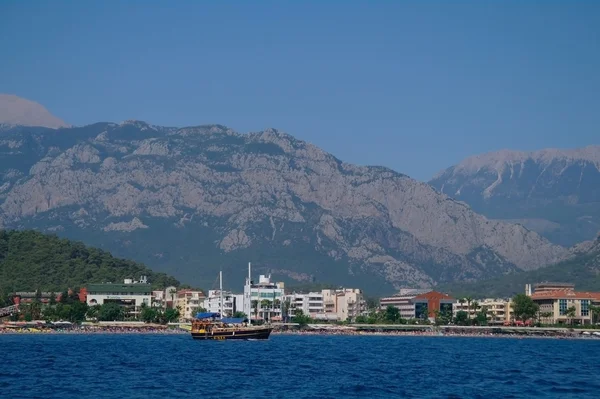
[1,335,600,399]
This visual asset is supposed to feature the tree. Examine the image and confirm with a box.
[566,306,577,326]
[511,294,539,322]
[589,305,600,325]
[29,301,42,320]
[470,301,480,316]
[140,304,158,323]
[384,305,401,324]
[465,297,473,320]
[436,308,453,326]
[454,310,469,326]
[251,300,259,320]
[292,309,311,327]
[474,311,488,326]
[260,299,271,309]
[49,292,57,306]
[69,301,88,323]
[233,311,247,319]
[97,302,125,321]
[86,305,101,320]
[162,306,180,323]
[282,298,291,322]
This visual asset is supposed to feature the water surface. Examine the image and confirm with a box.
[1,334,598,398]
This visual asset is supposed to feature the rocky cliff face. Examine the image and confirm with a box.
[0,122,568,293]
[430,147,600,247]
[0,94,69,129]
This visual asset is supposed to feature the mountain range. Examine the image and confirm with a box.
[430,147,600,246]
[439,233,600,298]
[0,119,567,294]
[2,94,597,296]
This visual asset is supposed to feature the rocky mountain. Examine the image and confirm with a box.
[0,94,69,129]
[429,147,600,247]
[440,233,600,298]
[0,121,568,294]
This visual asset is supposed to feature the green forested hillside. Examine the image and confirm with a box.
[438,245,600,298]
[0,230,180,295]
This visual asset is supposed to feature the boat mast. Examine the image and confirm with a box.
[248,262,252,324]
[219,270,224,319]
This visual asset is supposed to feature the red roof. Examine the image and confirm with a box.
[531,290,600,300]
[412,291,454,301]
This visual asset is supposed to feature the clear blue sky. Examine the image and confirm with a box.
[1,1,598,181]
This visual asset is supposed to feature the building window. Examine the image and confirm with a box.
[415,302,428,319]
[559,299,567,315]
[581,300,590,317]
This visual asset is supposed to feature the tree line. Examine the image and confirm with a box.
[0,229,180,295]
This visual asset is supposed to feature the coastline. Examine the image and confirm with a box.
[2,325,599,340]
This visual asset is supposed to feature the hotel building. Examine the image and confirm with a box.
[411,291,455,320]
[380,289,429,319]
[86,277,152,317]
[243,274,285,323]
[530,286,600,325]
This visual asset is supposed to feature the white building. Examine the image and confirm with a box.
[286,292,324,318]
[203,290,236,317]
[86,277,152,317]
[243,272,284,323]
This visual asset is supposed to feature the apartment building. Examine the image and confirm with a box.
[175,289,206,321]
[286,292,324,318]
[453,298,513,324]
[319,288,366,322]
[203,289,235,318]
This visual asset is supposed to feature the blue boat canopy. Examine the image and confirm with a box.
[195,312,221,319]
[221,317,246,324]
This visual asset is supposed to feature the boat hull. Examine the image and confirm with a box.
[191,327,273,340]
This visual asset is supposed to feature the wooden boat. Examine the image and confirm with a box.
[190,270,272,340]
[191,312,273,340]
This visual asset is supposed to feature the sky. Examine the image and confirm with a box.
[1,1,599,181]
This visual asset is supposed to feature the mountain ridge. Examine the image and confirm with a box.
[0,121,568,294]
[430,146,600,246]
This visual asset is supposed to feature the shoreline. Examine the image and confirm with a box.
[1,327,599,340]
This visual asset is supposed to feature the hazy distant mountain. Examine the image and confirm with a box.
[0,94,69,129]
[429,147,600,246]
[0,122,567,294]
[439,233,600,298]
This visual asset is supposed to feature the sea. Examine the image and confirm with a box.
[1,334,599,398]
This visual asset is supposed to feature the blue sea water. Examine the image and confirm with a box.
[1,334,599,398]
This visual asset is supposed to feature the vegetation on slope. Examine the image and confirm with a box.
[438,246,600,298]
[0,230,180,296]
